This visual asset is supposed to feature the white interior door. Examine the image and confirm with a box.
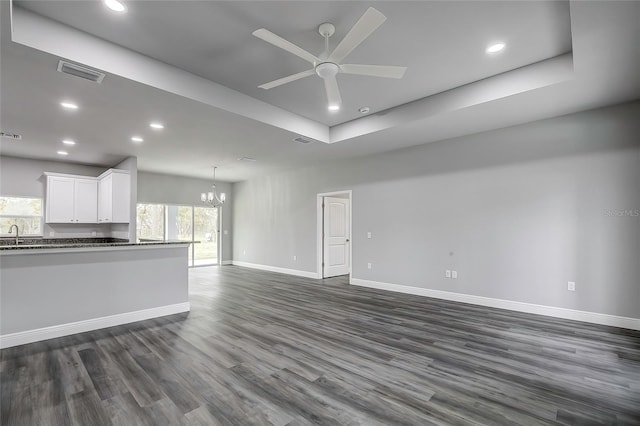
[323,197,350,278]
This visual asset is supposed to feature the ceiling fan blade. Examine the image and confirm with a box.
[324,75,342,108]
[340,64,407,79]
[328,7,386,64]
[258,69,316,90]
[253,29,319,64]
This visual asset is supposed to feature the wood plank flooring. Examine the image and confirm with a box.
[2,266,640,425]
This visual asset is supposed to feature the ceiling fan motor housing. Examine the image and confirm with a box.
[315,62,340,79]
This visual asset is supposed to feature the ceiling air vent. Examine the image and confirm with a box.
[293,137,314,144]
[57,60,106,83]
[1,131,22,140]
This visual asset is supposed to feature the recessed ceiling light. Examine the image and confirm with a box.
[57,150,69,156]
[149,122,164,130]
[358,107,370,114]
[62,139,76,145]
[328,105,340,111]
[103,0,127,13]
[486,42,506,54]
[60,101,79,110]
[131,136,144,143]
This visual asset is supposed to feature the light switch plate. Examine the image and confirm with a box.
[452,270,458,279]
[367,232,372,239]
[445,270,452,278]
[367,262,372,269]
[568,281,576,291]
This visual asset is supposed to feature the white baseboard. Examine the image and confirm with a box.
[350,278,640,331]
[221,260,233,265]
[0,302,191,349]
[232,261,319,279]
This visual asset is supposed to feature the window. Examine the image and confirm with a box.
[166,205,193,241]
[166,205,194,265]
[136,204,165,241]
[0,196,43,236]
[136,203,220,267]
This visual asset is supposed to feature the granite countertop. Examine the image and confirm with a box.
[0,237,193,251]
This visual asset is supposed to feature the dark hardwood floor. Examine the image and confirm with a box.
[2,266,639,425]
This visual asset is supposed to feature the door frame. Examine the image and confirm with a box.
[192,205,222,268]
[316,190,352,279]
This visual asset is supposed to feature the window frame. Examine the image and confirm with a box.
[136,202,221,268]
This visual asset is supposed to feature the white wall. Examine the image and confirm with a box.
[137,171,233,262]
[232,102,640,320]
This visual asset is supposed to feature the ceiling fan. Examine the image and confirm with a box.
[252,7,407,111]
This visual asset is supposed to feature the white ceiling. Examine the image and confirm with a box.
[1,1,639,182]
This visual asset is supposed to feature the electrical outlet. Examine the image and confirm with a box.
[293,255,297,261]
[367,232,372,239]
[49,231,54,237]
[243,249,246,255]
[91,231,97,237]
[445,270,452,278]
[452,270,458,279]
[223,230,228,235]
[367,262,372,270]
[568,281,576,291]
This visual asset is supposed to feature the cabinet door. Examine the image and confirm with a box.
[74,179,98,223]
[98,174,113,223]
[111,173,131,223]
[46,176,75,223]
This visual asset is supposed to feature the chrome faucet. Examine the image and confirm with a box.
[8,224,19,245]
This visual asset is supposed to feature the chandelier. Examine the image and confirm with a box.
[201,166,226,207]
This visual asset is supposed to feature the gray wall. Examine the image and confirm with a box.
[1,245,188,336]
[0,156,112,238]
[137,171,233,262]
[113,156,138,241]
[232,102,640,319]
[0,156,106,196]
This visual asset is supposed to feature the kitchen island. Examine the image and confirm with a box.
[0,239,190,348]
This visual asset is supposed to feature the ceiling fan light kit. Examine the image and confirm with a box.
[253,7,407,111]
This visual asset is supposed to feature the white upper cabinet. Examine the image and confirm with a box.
[45,175,98,223]
[98,170,130,223]
[46,176,75,223]
[74,178,99,223]
[44,169,130,224]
